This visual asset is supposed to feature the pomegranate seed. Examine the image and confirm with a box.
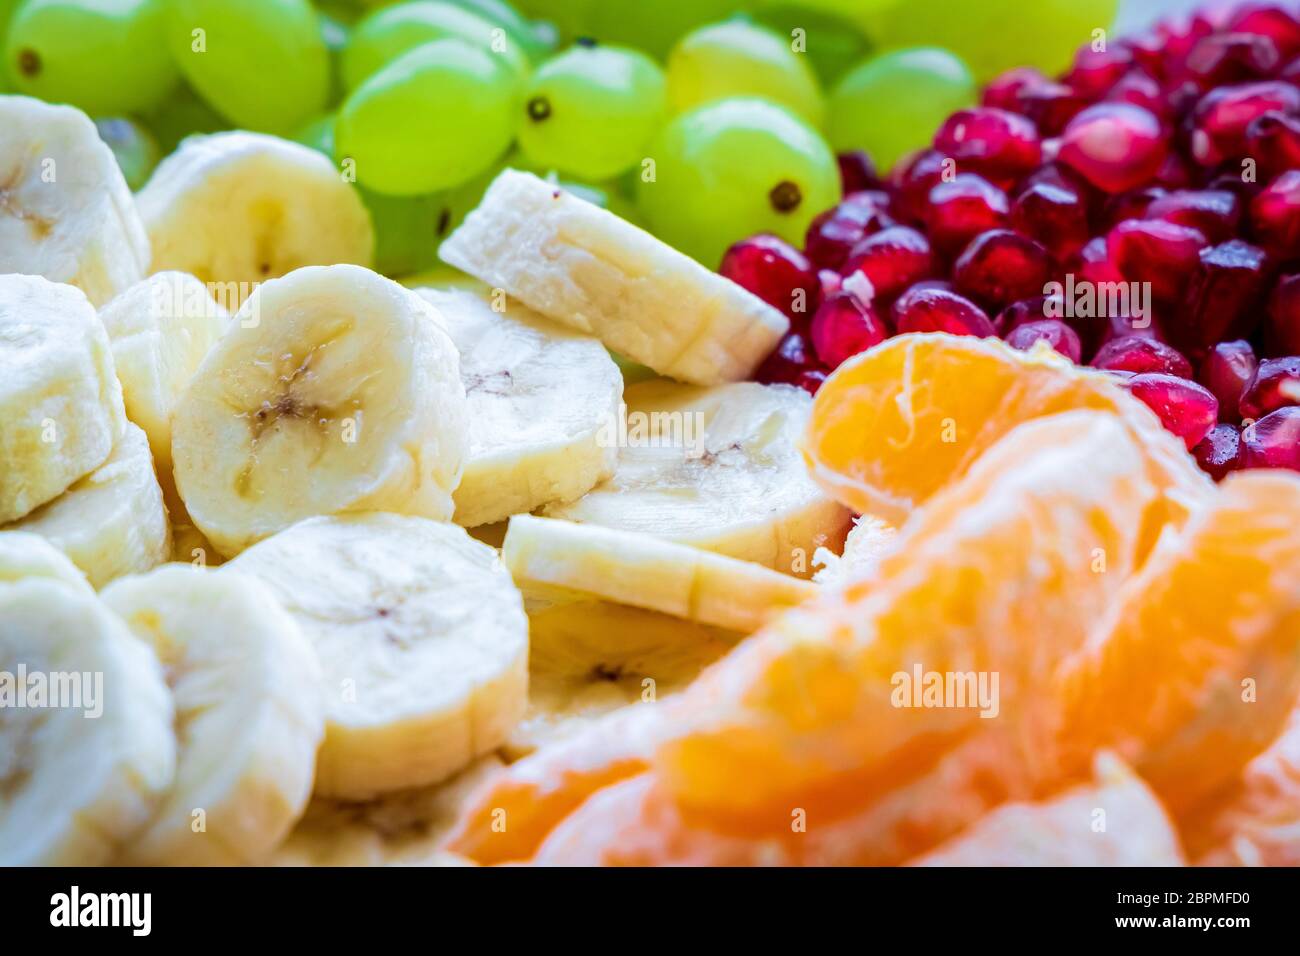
[719,235,818,319]
[1146,189,1242,242]
[1197,340,1258,423]
[1092,335,1192,377]
[892,285,995,338]
[1107,219,1208,305]
[1227,5,1300,60]
[1106,71,1167,117]
[1240,356,1300,419]
[994,294,1060,334]
[810,290,887,368]
[1153,151,1197,189]
[1102,186,1167,231]
[842,225,932,301]
[983,67,1050,112]
[1191,81,1300,165]
[754,331,826,390]
[1266,273,1300,355]
[1186,32,1281,86]
[837,151,881,194]
[1246,111,1300,180]
[803,192,895,270]
[891,149,950,224]
[1018,81,1091,136]
[1241,406,1300,470]
[933,107,1042,188]
[1066,44,1134,98]
[924,173,1009,256]
[1178,240,1272,356]
[1193,423,1243,480]
[1076,235,1125,286]
[1249,170,1300,254]
[952,229,1051,310]
[1059,103,1168,193]
[793,368,827,395]
[1010,181,1090,261]
[1125,372,1219,449]
[1005,319,1082,362]
[817,267,842,303]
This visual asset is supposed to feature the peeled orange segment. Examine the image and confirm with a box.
[1059,470,1300,815]
[803,333,1212,526]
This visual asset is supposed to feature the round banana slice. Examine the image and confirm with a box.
[225,514,528,800]
[813,516,898,587]
[99,271,229,506]
[506,597,739,759]
[0,578,176,866]
[0,530,92,591]
[504,515,817,633]
[0,95,150,306]
[10,423,170,589]
[172,265,469,557]
[543,379,852,575]
[137,131,373,298]
[0,274,127,524]
[102,565,324,865]
[416,286,622,528]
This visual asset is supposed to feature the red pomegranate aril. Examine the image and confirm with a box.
[1005,319,1082,362]
[1010,181,1090,261]
[810,290,888,368]
[1067,44,1134,98]
[1107,219,1208,305]
[952,229,1051,310]
[994,294,1061,333]
[1076,235,1125,286]
[1153,151,1196,189]
[754,330,825,389]
[1178,240,1272,355]
[842,225,932,301]
[892,285,995,338]
[1058,103,1168,193]
[1018,81,1091,136]
[1246,111,1300,179]
[1105,70,1167,116]
[1240,356,1300,419]
[719,235,818,319]
[1185,32,1281,86]
[1190,81,1300,165]
[1124,373,1219,450]
[1266,274,1300,355]
[933,107,1042,188]
[1197,340,1258,423]
[1102,186,1167,231]
[817,267,842,302]
[793,368,827,396]
[1227,4,1300,60]
[1249,170,1300,254]
[1092,335,1192,377]
[891,149,951,224]
[924,173,1009,256]
[1241,406,1300,470]
[1192,423,1243,480]
[803,193,895,270]
[982,66,1050,112]
[1146,189,1242,242]
[837,151,881,194]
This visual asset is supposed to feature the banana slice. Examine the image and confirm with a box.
[99,271,229,507]
[0,273,127,524]
[0,95,150,306]
[101,565,324,865]
[813,516,898,586]
[271,755,503,867]
[136,131,373,300]
[9,423,170,589]
[506,597,739,759]
[172,265,469,557]
[0,530,92,591]
[543,379,851,574]
[170,519,224,568]
[224,514,528,800]
[439,169,788,385]
[415,286,622,528]
[0,578,176,865]
[504,515,817,633]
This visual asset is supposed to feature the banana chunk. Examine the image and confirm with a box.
[10,423,170,589]
[99,272,229,504]
[0,530,92,592]
[544,379,851,574]
[0,274,127,524]
[0,578,176,866]
[172,265,469,557]
[416,286,622,528]
[102,566,324,865]
[225,514,529,800]
[439,169,788,385]
[504,515,817,633]
[137,131,373,299]
[0,95,150,306]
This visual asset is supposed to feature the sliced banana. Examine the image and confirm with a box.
[504,515,817,633]
[170,519,224,568]
[0,578,176,865]
[0,95,150,306]
[813,516,898,586]
[439,169,788,385]
[415,285,622,528]
[101,565,324,865]
[0,530,91,592]
[99,271,229,506]
[506,597,739,759]
[0,273,127,524]
[136,131,373,300]
[225,514,528,800]
[171,265,469,557]
[544,379,851,574]
[9,423,170,589]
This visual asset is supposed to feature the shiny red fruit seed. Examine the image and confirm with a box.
[719,235,818,319]
[892,285,995,338]
[924,173,1010,256]
[810,290,888,368]
[1240,356,1300,420]
[1193,423,1243,480]
[1058,103,1168,194]
[952,229,1051,310]
[1092,335,1193,377]
[1004,319,1082,362]
[1125,372,1219,450]
[1197,340,1258,423]
[1249,170,1300,254]
[842,225,932,302]
[1106,218,1208,304]
[933,107,1042,187]
[1240,406,1300,471]
[1266,274,1300,356]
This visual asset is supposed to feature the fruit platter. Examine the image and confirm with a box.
[1,0,1299,878]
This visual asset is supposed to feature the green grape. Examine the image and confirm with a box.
[293,113,336,156]
[94,117,161,191]
[750,4,872,87]
[318,5,351,105]
[5,0,178,115]
[336,38,517,195]
[342,1,529,93]
[359,186,453,278]
[168,0,330,133]
[635,97,839,266]
[666,19,824,128]
[517,43,665,182]
[443,0,556,62]
[0,0,21,90]
[515,0,748,60]
[142,82,226,155]
[828,47,976,171]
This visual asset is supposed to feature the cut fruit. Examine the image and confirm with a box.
[0,530,91,591]
[812,515,897,586]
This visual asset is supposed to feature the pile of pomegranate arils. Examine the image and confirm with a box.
[723,3,1300,479]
